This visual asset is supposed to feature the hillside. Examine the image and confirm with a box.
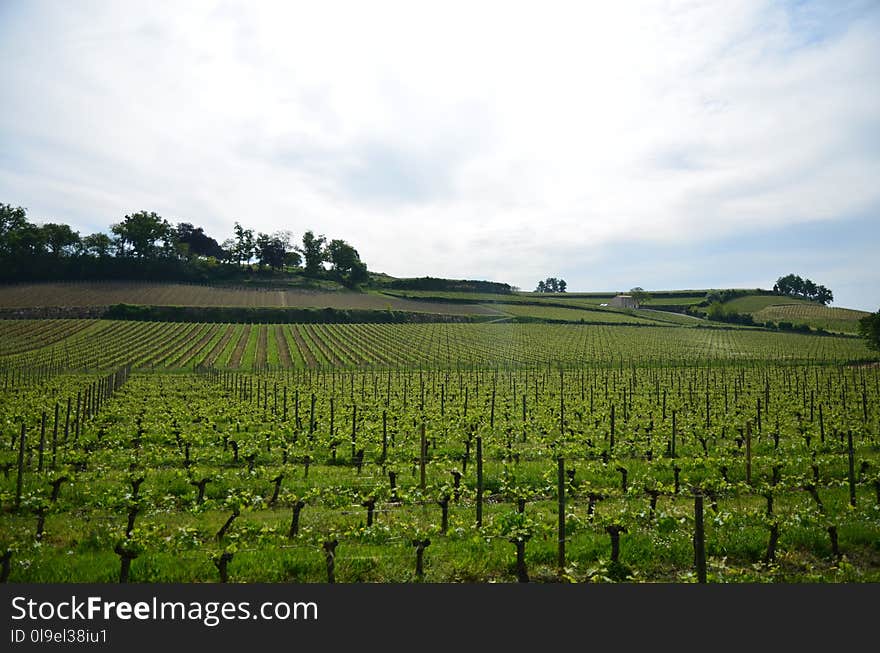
[0,281,868,334]
[0,281,728,328]
[701,293,870,335]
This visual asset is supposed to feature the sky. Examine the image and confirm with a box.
[1,0,878,310]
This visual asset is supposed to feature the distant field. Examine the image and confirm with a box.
[0,282,502,316]
[1,284,868,336]
[379,290,617,305]
[641,296,706,307]
[635,308,713,326]
[382,290,708,305]
[718,295,816,313]
[379,292,713,326]
[495,303,668,324]
[1,319,875,371]
[752,304,869,334]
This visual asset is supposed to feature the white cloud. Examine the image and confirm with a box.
[1,0,878,307]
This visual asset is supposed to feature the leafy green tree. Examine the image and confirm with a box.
[176,223,225,259]
[707,301,727,321]
[803,278,817,299]
[775,273,833,304]
[82,233,113,258]
[111,211,173,258]
[255,232,288,271]
[41,223,80,257]
[629,287,651,307]
[0,203,29,255]
[535,277,567,292]
[859,310,880,351]
[327,239,358,273]
[231,222,255,265]
[297,230,328,276]
[11,223,45,255]
[0,203,44,256]
[327,238,368,286]
[815,285,833,306]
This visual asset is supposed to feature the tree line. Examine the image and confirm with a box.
[774,273,833,305]
[535,277,567,293]
[0,204,368,287]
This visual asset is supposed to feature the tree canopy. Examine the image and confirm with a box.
[111,211,173,258]
[859,309,880,351]
[297,230,328,276]
[629,287,651,306]
[327,239,368,287]
[0,202,369,287]
[536,277,566,293]
[774,273,833,305]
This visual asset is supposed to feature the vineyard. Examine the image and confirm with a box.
[1,319,875,379]
[0,282,502,316]
[751,304,869,335]
[1,319,879,583]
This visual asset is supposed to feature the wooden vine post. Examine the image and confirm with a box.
[610,404,615,452]
[51,403,59,470]
[847,430,856,507]
[475,436,483,528]
[381,410,388,463]
[557,456,565,574]
[746,420,752,486]
[15,423,26,511]
[38,412,46,473]
[419,422,427,491]
[350,404,357,460]
[694,490,707,583]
